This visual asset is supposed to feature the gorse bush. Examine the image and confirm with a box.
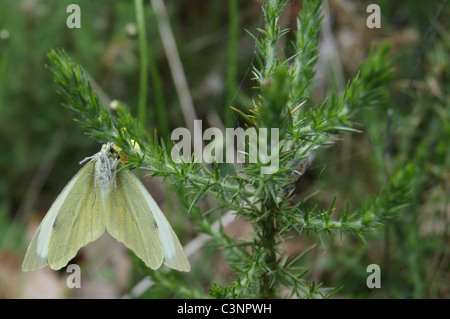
[15,0,442,298]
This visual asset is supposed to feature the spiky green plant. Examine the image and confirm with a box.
[45,0,420,298]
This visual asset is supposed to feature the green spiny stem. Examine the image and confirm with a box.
[257,207,278,298]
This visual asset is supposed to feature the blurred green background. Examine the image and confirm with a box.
[0,0,448,298]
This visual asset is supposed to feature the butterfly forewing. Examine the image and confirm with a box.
[47,162,106,270]
[22,162,106,271]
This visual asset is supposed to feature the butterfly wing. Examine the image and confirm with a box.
[123,170,190,271]
[22,162,106,271]
[105,169,164,270]
[106,169,190,271]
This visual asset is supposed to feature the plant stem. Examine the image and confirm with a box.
[258,206,278,298]
[134,0,148,129]
[146,14,169,138]
[226,0,239,126]
[151,0,198,135]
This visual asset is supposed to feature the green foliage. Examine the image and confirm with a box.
[44,0,428,299]
[2,0,447,299]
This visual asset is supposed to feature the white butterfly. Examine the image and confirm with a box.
[22,143,190,272]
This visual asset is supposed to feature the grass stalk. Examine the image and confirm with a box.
[134,0,148,129]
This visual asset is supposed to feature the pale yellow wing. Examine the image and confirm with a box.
[110,170,190,272]
[105,169,164,270]
[22,162,106,271]
[133,172,190,272]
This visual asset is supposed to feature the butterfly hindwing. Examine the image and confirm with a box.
[105,169,164,270]
[127,171,190,272]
